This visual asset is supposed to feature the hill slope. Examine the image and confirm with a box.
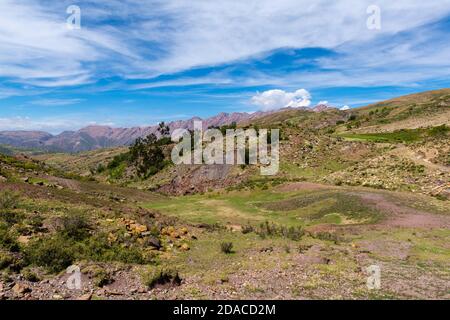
[34,89,450,199]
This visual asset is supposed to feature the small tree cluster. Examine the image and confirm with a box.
[129,133,166,178]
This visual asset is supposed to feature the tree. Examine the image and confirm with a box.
[129,133,165,177]
[157,122,170,137]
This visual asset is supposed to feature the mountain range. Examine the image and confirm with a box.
[0,105,336,153]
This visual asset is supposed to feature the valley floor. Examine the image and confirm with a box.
[1,174,448,300]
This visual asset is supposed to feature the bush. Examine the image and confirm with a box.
[284,226,305,241]
[0,210,25,226]
[0,190,20,210]
[0,223,19,252]
[24,236,75,273]
[58,212,91,241]
[82,266,112,287]
[79,233,149,265]
[241,225,254,234]
[255,221,304,241]
[26,214,44,232]
[21,268,40,282]
[107,152,131,170]
[428,124,449,137]
[220,242,234,254]
[143,267,181,289]
[0,251,15,270]
[311,231,340,243]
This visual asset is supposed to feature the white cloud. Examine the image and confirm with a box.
[340,105,350,110]
[318,101,329,105]
[1,0,450,90]
[0,116,114,134]
[251,89,311,111]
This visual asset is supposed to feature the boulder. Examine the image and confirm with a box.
[12,283,31,295]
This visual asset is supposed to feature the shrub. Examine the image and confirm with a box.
[0,190,20,210]
[58,212,91,241]
[0,210,25,226]
[109,162,126,180]
[428,124,449,137]
[311,231,340,243]
[241,224,254,234]
[24,236,75,273]
[142,267,181,289]
[21,268,40,282]
[220,242,234,254]
[83,266,112,287]
[96,163,106,173]
[107,152,130,170]
[255,221,304,241]
[0,251,15,270]
[285,226,305,241]
[79,233,149,265]
[26,214,44,232]
[0,223,19,252]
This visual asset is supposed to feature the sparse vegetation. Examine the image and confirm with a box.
[0,190,20,210]
[0,88,448,299]
[220,242,234,254]
[142,267,181,289]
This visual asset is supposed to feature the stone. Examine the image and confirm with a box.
[77,293,92,300]
[17,235,30,244]
[146,236,161,249]
[170,231,180,239]
[130,223,147,235]
[13,283,32,295]
[180,243,190,251]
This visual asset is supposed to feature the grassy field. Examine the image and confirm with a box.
[145,187,387,228]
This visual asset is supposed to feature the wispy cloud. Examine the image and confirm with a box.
[30,98,84,106]
[0,116,113,133]
[0,1,450,131]
[1,0,450,89]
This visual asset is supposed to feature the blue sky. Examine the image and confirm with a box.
[1,0,450,133]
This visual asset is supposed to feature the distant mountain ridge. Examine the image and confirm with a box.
[0,109,293,153]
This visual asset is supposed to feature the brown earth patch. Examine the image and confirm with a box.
[276,182,333,192]
[355,192,450,229]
